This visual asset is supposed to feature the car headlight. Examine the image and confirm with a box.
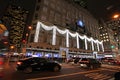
[54,61,62,66]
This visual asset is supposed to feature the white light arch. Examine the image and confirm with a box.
[34,21,104,52]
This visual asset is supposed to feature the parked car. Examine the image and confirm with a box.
[0,57,4,77]
[74,58,81,64]
[79,58,101,69]
[16,57,62,73]
[115,59,120,65]
[103,58,116,64]
[114,71,120,80]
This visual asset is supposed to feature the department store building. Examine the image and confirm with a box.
[26,0,104,59]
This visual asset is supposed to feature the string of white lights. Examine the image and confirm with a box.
[34,22,41,42]
[76,33,79,49]
[34,21,104,52]
[52,27,56,45]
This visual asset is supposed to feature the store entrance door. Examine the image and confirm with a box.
[59,47,69,59]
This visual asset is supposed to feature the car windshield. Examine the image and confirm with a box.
[89,59,99,63]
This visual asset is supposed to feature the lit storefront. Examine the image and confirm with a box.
[27,21,104,59]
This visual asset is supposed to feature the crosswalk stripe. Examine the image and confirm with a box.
[95,74,108,80]
[99,76,112,80]
[85,72,112,80]
[93,74,103,79]
[85,73,99,77]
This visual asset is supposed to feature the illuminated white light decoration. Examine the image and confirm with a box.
[34,21,104,52]
[66,30,69,47]
[76,33,79,48]
[84,35,88,50]
[40,22,53,30]
[97,40,100,51]
[91,38,94,51]
[56,28,66,34]
[34,22,41,42]
[101,41,104,52]
[52,27,56,45]
[78,35,85,40]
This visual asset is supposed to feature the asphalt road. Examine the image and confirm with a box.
[1,61,120,80]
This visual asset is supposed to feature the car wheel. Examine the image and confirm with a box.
[53,66,60,72]
[23,67,32,73]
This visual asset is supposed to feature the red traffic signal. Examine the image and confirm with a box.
[22,39,26,43]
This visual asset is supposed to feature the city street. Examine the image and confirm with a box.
[1,61,120,80]
[0,0,120,80]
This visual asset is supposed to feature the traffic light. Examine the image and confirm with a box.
[111,45,115,49]
[22,39,26,43]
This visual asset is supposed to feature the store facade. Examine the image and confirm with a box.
[27,21,104,60]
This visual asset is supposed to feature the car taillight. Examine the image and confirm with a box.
[80,61,89,63]
[0,62,3,65]
[17,62,22,65]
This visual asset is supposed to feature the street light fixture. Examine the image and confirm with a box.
[28,26,32,30]
[26,26,32,42]
[113,14,119,19]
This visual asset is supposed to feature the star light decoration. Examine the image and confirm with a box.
[34,21,104,52]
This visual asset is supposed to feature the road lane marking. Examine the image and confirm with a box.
[93,74,104,79]
[26,69,105,80]
[85,73,99,76]
[27,68,117,80]
[85,72,112,80]
[103,68,118,72]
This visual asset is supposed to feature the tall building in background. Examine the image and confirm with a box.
[31,0,99,39]
[99,20,119,57]
[1,5,29,52]
[26,0,103,59]
[106,17,120,58]
[73,0,88,9]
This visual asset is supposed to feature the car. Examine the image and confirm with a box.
[0,57,4,77]
[103,58,116,64]
[78,58,101,69]
[114,71,120,80]
[16,57,62,73]
[115,59,120,65]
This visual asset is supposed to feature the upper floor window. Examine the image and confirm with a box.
[44,0,49,5]
[30,34,34,42]
[43,7,48,13]
[36,5,40,11]
[35,13,38,19]
[38,0,41,3]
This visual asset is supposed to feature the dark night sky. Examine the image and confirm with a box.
[0,0,120,21]
[87,0,120,21]
[0,0,36,17]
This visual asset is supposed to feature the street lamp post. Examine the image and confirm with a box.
[26,26,32,43]
[24,26,32,53]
